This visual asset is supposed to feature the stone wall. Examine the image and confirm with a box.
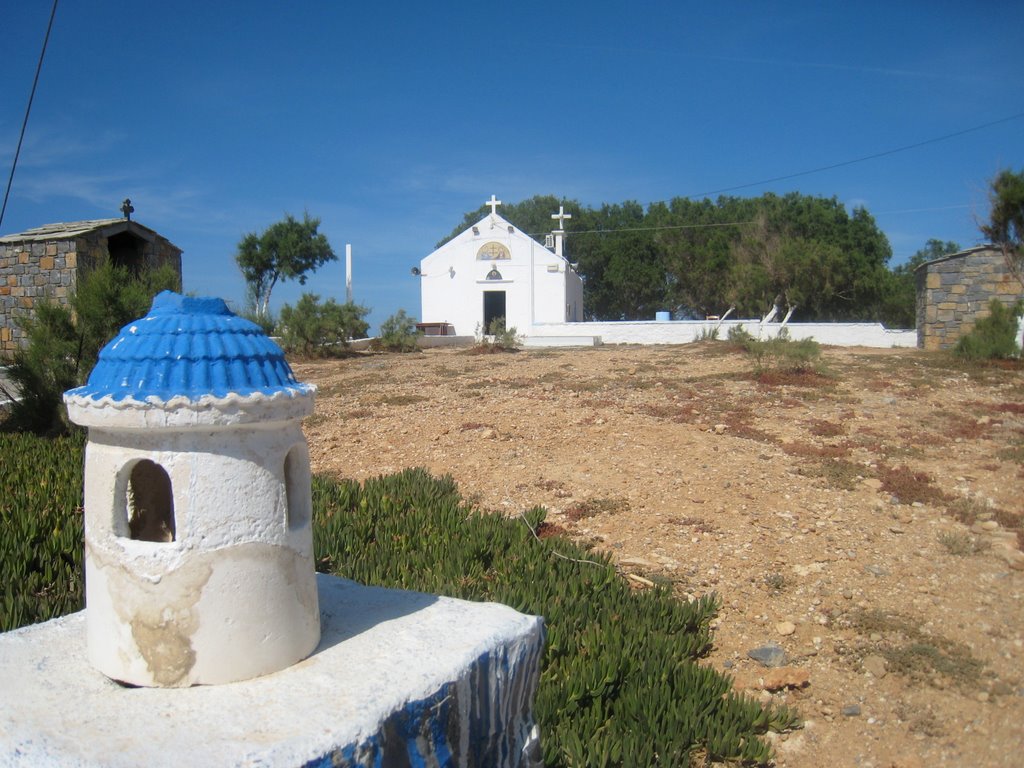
[0,238,77,356]
[0,230,181,358]
[915,247,1023,351]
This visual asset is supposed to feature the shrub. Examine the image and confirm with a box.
[745,336,822,375]
[277,293,369,356]
[471,317,522,353]
[378,309,421,352]
[5,438,799,766]
[726,324,756,349]
[696,325,720,341]
[239,307,277,336]
[954,299,1023,360]
[0,260,180,435]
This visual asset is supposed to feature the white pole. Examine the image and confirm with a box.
[345,244,352,303]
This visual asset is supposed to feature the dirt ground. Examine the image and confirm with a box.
[292,342,1024,768]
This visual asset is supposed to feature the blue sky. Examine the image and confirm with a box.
[2,1,1022,332]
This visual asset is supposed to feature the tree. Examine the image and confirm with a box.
[236,213,337,318]
[1,260,180,435]
[879,239,960,329]
[436,195,581,248]
[980,168,1024,285]
[439,192,897,322]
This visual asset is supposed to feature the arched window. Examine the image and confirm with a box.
[284,445,311,532]
[124,460,175,542]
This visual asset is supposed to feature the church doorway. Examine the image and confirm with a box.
[482,291,506,333]
[107,230,146,275]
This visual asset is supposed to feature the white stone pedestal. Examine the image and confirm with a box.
[0,574,545,767]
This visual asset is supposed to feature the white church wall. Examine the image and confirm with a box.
[421,213,578,336]
[527,320,917,347]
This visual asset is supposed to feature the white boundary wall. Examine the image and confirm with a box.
[526,320,917,348]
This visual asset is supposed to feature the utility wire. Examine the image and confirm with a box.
[528,219,757,238]
[683,111,1024,199]
[0,0,59,231]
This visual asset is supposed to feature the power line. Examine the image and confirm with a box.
[682,111,1024,199]
[0,0,59,231]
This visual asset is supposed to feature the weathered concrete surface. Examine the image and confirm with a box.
[0,574,545,767]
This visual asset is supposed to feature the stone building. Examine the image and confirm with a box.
[0,218,182,357]
[915,245,1023,350]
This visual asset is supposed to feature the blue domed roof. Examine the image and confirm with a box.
[65,291,311,403]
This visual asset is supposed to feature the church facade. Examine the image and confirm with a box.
[418,198,584,336]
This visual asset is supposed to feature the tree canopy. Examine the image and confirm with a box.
[446,193,911,324]
[980,168,1024,285]
[236,213,337,317]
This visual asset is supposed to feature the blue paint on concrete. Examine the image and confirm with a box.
[65,290,311,402]
[298,634,544,768]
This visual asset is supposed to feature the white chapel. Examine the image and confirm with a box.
[418,196,584,336]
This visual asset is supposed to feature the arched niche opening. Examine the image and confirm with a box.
[284,445,311,532]
[122,459,176,542]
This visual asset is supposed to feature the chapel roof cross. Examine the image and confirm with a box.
[551,204,572,231]
[486,194,502,216]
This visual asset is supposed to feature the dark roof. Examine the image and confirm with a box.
[913,244,998,272]
[65,291,310,403]
[0,219,180,251]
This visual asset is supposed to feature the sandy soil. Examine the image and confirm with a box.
[293,342,1024,768]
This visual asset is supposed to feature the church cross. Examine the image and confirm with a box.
[551,205,572,231]
[486,194,502,215]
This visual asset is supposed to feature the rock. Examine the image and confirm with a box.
[995,549,1024,571]
[776,621,797,636]
[618,556,657,568]
[864,564,889,577]
[713,423,727,435]
[747,644,787,668]
[841,704,862,717]
[990,680,1013,697]
[760,667,810,691]
[861,478,883,491]
[862,655,888,678]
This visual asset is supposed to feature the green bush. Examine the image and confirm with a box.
[239,307,277,336]
[277,293,369,356]
[954,299,1023,360]
[378,309,421,352]
[726,325,755,347]
[696,325,720,341]
[4,437,799,766]
[471,317,521,353]
[0,260,180,435]
[745,335,822,375]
